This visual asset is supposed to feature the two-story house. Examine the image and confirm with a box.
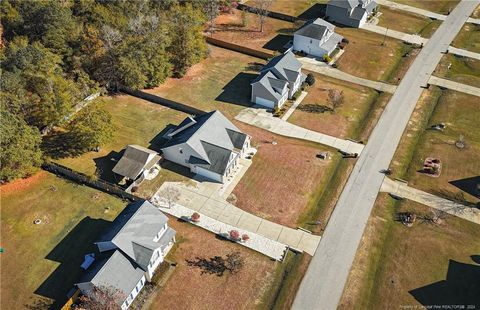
[76,200,175,309]
[293,18,344,58]
[251,50,306,109]
[161,110,250,183]
[326,0,377,28]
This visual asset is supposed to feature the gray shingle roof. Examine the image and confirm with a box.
[251,70,288,101]
[328,0,360,9]
[162,111,248,175]
[77,250,144,305]
[112,145,160,180]
[295,18,335,40]
[97,200,172,270]
[261,51,302,83]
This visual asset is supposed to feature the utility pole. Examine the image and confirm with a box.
[381,27,388,46]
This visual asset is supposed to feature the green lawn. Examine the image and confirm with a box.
[452,23,480,53]
[340,194,480,309]
[0,172,126,309]
[378,5,440,38]
[146,45,260,120]
[434,54,480,88]
[55,95,186,179]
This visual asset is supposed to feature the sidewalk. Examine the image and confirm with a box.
[380,178,480,225]
[429,76,480,97]
[447,46,480,61]
[299,57,398,93]
[282,91,308,121]
[361,23,427,45]
[236,107,365,154]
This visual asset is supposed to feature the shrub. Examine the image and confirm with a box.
[229,230,240,240]
[323,54,332,63]
[305,73,315,86]
[292,88,303,100]
[342,38,349,44]
[191,212,200,222]
[241,234,250,242]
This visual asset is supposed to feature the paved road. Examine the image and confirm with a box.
[429,76,480,97]
[236,107,365,154]
[380,178,480,224]
[292,1,479,309]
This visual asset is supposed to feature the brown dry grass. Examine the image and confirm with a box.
[452,23,480,53]
[231,123,336,228]
[148,219,277,310]
[394,0,459,15]
[378,6,434,36]
[211,10,294,53]
[288,72,376,139]
[335,28,410,82]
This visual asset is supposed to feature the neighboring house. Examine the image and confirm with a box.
[161,110,250,183]
[112,145,161,182]
[251,51,306,109]
[326,0,377,28]
[76,200,176,309]
[293,18,344,58]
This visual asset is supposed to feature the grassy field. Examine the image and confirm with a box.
[231,123,338,228]
[434,54,480,88]
[335,28,415,82]
[0,172,126,309]
[147,219,278,310]
[340,194,480,309]
[146,45,261,120]
[55,95,186,179]
[212,10,295,54]
[288,72,381,139]
[451,23,480,53]
[394,0,460,15]
[378,6,440,38]
[247,0,328,18]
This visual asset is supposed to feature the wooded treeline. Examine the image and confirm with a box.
[0,0,226,182]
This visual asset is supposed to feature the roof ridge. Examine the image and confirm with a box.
[111,201,149,244]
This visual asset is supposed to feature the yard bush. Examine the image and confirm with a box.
[229,230,240,240]
[191,212,200,222]
[292,88,303,100]
[305,73,315,86]
[241,234,250,242]
[323,54,332,63]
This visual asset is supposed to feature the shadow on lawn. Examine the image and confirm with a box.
[297,3,327,20]
[263,34,293,53]
[93,150,122,183]
[33,216,112,310]
[216,72,257,107]
[449,176,480,199]
[41,131,85,159]
[409,256,480,307]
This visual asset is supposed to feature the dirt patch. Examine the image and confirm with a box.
[0,171,46,195]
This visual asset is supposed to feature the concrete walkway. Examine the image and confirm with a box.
[380,178,480,225]
[299,57,398,93]
[236,107,365,154]
[361,23,427,45]
[377,0,480,25]
[428,76,480,97]
[448,46,480,60]
[156,181,321,255]
[282,91,308,121]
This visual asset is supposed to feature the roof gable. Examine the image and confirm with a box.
[112,145,160,180]
[261,51,302,82]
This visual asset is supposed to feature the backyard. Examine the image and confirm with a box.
[335,28,415,82]
[54,94,186,180]
[231,123,338,228]
[377,6,441,38]
[394,0,460,15]
[211,9,295,54]
[340,194,480,309]
[287,72,384,139]
[0,172,126,309]
[434,53,480,88]
[146,45,261,119]
[451,23,480,54]
[147,219,278,310]
[246,0,328,18]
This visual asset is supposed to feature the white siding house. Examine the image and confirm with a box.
[293,18,343,58]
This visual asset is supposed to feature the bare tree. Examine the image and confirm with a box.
[75,285,125,310]
[419,209,447,225]
[204,0,219,34]
[327,89,344,110]
[252,0,273,32]
[186,252,245,276]
[159,186,180,208]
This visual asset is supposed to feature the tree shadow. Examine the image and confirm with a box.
[93,150,123,183]
[449,176,480,199]
[41,131,85,159]
[297,3,327,20]
[297,104,333,113]
[409,257,480,307]
[33,216,112,310]
[215,72,257,107]
[263,34,293,53]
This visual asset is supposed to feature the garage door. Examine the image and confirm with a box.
[255,97,275,109]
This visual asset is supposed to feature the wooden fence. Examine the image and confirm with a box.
[237,3,304,22]
[205,36,274,60]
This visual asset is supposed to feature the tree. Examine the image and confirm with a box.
[168,3,207,77]
[204,0,219,34]
[252,0,273,32]
[159,186,180,208]
[67,103,114,152]
[305,73,315,86]
[327,89,344,110]
[0,107,43,183]
[76,285,125,310]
